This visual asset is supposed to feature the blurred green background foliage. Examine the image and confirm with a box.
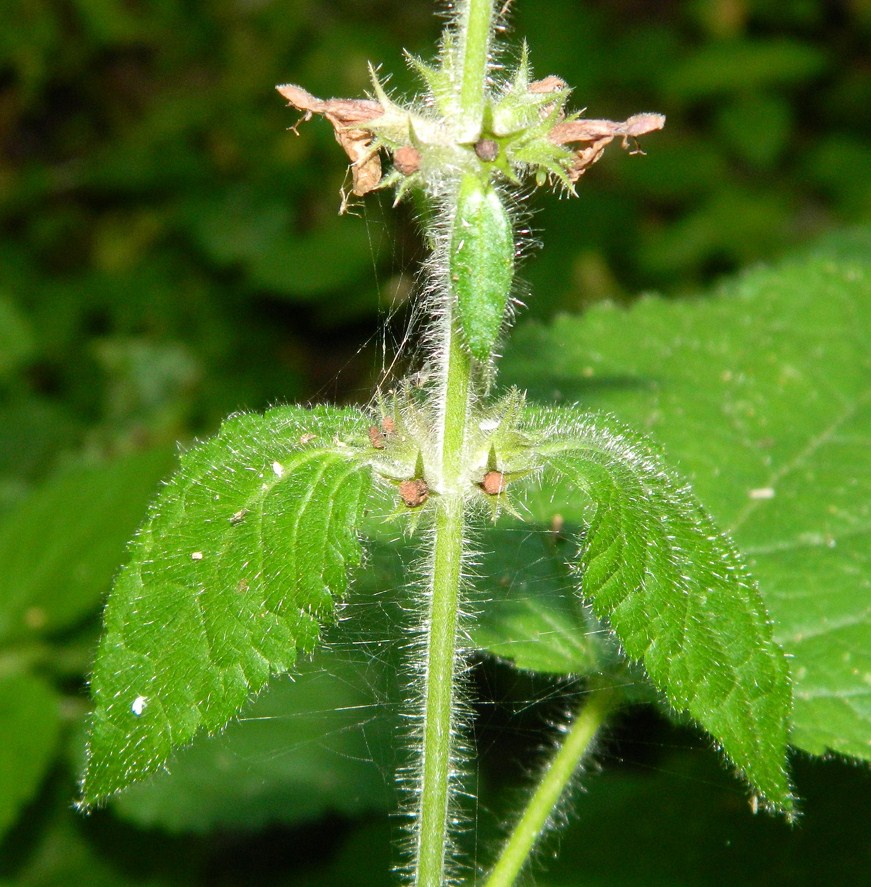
[1,0,870,884]
[3,0,870,471]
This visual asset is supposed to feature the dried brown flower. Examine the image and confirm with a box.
[276,83,384,197]
[550,112,666,182]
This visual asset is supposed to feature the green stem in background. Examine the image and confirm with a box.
[484,685,619,887]
[414,3,495,882]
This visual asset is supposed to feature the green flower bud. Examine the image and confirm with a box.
[450,174,514,362]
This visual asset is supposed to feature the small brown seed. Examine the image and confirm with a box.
[474,139,499,162]
[399,478,429,508]
[481,470,506,495]
[381,416,396,434]
[369,426,386,449]
[393,145,422,176]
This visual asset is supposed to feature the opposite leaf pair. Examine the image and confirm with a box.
[81,397,793,814]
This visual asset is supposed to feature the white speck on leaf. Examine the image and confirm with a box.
[131,696,148,716]
[191,551,204,560]
[272,461,284,478]
[748,487,775,500]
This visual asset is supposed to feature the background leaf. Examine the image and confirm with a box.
[81,405,373,806]
[4,0,871,880]
[284,729,871,887]
[0,448,175,644]
[0,673,61,842]
[503,227,871,764]
[480,729,871,887]
[661,38,827,101]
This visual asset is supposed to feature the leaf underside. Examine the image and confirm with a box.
[524,405,793,811]
[80,405,372,807]
[469,520,603,675]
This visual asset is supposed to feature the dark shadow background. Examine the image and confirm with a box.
[1,1,869,884]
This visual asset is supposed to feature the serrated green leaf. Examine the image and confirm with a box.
[503,227,871,766]
[519,406,792,810]
[0,673,61,842]
[80,405,373,807]
[110,540,408,832]
[0,448,176,644]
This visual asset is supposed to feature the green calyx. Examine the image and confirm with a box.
[369,38,576,200]
[365,387,534,524]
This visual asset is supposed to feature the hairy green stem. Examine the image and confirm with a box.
[484,686,618,887]
[458,0,493,134]
[416,224,476,887]
[416,300,475,887]
[413,4,495,882]
[416,494,466,885]
[437,318,474,486]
